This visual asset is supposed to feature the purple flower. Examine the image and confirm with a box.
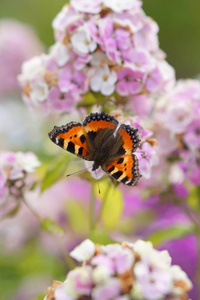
[98,17,122,63]
[58,64,88,95]
[47,87,77,113]
[123,49,153,72]
[145,66,163,92]
[116,67,144,96]
[135,142,158,179]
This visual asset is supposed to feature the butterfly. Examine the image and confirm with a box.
[48,111,142,186]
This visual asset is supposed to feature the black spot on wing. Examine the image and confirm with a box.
[80,134,86,144]
[67,141,75,154]
[57,138,64,148]
[117,157,124,164]
[108,166,115,173]
[78,147,83,156]
[121,176,129,184]
[112,170,123,180]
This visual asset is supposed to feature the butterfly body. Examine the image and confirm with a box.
[49,111,142,186]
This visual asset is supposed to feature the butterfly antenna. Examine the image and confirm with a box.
[66,166,92,177]
[95,169,101,194]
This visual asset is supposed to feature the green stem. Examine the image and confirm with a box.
[22,196,42,222]
[22,196,75,269]
[93,183,111,229]
[89,184,96,232]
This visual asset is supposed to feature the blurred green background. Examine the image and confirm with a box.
[0,0,200,79]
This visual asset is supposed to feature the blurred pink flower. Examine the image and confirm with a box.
[0,19,43,98]
[183,119,200,150]
[103,0,142,13]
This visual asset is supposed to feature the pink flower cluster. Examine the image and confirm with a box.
[152,79,200,193]
[0,151,40,203]
[44,239,192,300]
[0,19,43,98]
[18,0,175,115]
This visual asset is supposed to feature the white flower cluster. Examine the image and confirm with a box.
[44,239,192,300]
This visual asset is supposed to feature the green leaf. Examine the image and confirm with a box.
[147,224,195,247]
[96,181,123,230]
[89,229,115,245]
[65,201,89,234]
[78,91,97,107]
[41,154,69,192]
[40,218,64,234]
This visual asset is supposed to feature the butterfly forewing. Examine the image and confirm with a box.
[48,122,92,160]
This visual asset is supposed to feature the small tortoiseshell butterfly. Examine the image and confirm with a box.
[48,111,142,186]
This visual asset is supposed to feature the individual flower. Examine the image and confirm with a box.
[52,5,83,41]
[90,65,117,95]
[124,49,153,72]
[163,101,193,134]
[71,26,97,55]
[44,239,192,300]
[116,67,144,96]
[135,142,158,179]
[50,42,71,67]
[58,63,88,95]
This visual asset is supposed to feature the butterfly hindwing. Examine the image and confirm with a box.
[102,154,141,186]
[118,124,141,155]
[48,122,91,160]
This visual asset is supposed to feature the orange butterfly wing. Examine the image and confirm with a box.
[102,154,141,186]
[48,122,91,160]
[102,123,141,186]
